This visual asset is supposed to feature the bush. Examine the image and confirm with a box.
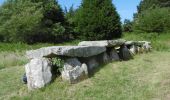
[123,19,133,32]
[0,0,70,43]
[0,1,43,42]
[133,7,170,33]
[74,0,122,40]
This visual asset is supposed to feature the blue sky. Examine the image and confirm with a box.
[58,0,141,22]
[0,0,141,22]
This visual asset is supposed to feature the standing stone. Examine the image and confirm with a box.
[109,48,119,61]
[119,45,133,61]
[129,45,137,55]
[143,42,152,52]
[97,52,110,63]
[61,58,88,83]
[86,57,99,71]
[25,58,52,90]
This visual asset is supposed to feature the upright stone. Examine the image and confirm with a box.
[129,45,137,55]
[61,58,88,83]
[143,42,152,52]
[119,45,133,61]
[25,58,52,90]
[86,57,99,71]
[109,48,120,61]
[97,52,110,63]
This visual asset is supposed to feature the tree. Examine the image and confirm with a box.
[133,0,170,33]
[0,0,43,42]
[123,19,133,32]
[0,0,69,43]
[65,5,78,38]
[74,0,122,40]
[133,7,170,33]
[137,0,170,14]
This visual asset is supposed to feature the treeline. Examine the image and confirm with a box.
[123,0,170,33]
[0,0,122,43]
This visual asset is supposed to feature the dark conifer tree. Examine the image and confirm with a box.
[75,0,122,40]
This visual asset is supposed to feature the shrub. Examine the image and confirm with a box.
[74,0,122,40]
[133,7,170,33]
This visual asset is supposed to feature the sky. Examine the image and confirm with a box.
[0,0,141,22]
[58,0,141,22]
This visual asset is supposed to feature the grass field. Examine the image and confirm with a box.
[0,33,170,100]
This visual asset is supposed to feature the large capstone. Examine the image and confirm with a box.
[26,46,106,59]
[25,58,52,90]
[61,58,88,83]
[78,39,126,47]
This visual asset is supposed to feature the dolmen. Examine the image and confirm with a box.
[25,39,152,90]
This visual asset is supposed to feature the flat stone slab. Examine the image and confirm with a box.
[125,41,151,46]
[78,39,126,47]
[26,46,106,59]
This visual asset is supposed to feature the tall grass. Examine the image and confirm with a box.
[0,40,80,70]
[0,52,28,69]
[0,40,80,52]
[123,32,170,51]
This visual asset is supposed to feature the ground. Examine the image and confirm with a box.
[0,33,170,100]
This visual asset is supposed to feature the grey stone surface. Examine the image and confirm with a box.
[129,45,137,55]
[25,58,52,90]
[101,52,110,63]
[109,48,119,61]
[108,39,126,47]
[119,45,133,61]
[143,42,152,52]
[86,57,99,71]
[78,39,126,47]
[61,58,88,83]
[79,41,108,47]
[97,52,110,63]
[63,58,82,71]
[26,46,106,59]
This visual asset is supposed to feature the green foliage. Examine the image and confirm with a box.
[123,19,133,32]
[0,0,71,43]
[123,32,170,51]
[52,57,64,75]
[74,0,122,40]
[0,0,43,42]
[133,8,170,33]
[137,0,170,14]
[65,5,77,38]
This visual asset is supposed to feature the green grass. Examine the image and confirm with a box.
[0,33,170,100]
[0,40,80,52]
[0,40,80,70]
[1,51,170,100]
[123,32,170,51]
